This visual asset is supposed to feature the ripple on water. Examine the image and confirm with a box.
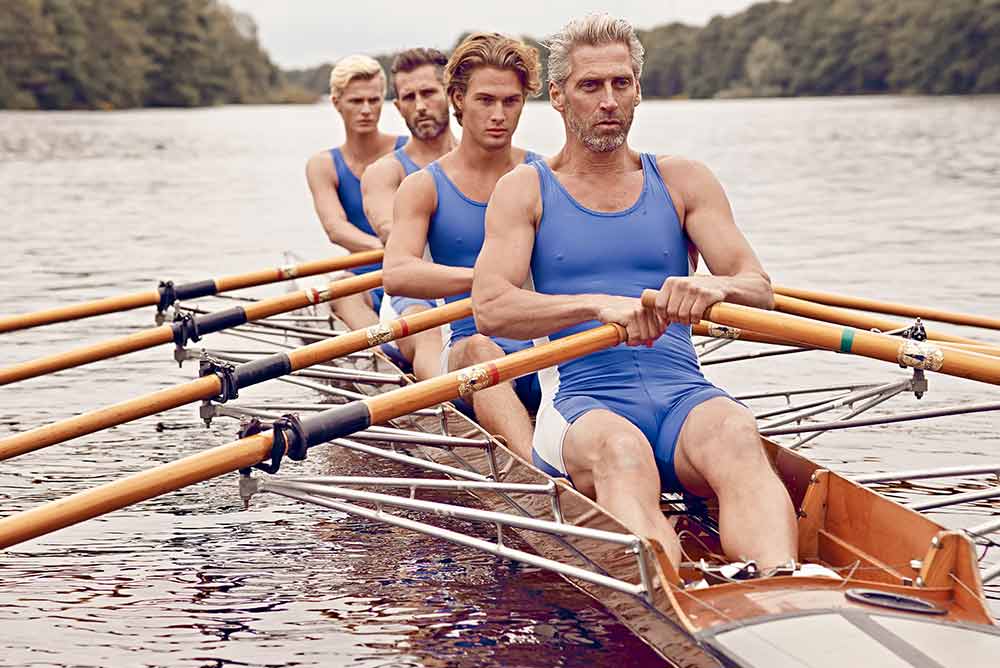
[2,97,999,667]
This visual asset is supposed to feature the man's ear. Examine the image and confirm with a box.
[635,79,642,107]
[549,81,564,113]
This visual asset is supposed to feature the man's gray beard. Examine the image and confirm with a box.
[408,114,448,141]
[566,106,631,153]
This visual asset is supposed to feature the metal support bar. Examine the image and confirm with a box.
[759,379,911,431]
[696,337,737,358]
[332,438,486,481]
[762,403,1000,438]
[260,479,637,546]
[260,486,646,598]
[701,346,813,366]
[966,516,1000,539]
[274,475,556,496]
[982,562,1000,584]
[736,383,880,401]
[786,383,907,450]
[908,487,1000,512]
[854,464,1000,485]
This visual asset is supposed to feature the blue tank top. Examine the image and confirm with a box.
[329,135,407,274]
[528,154,704,384]
[426,151,541,342]
[394,147,420,176]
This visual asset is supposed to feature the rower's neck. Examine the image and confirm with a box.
[408,131,457,165]
[343,131,390,164]
[556,134,636,175]
[455,135,516,171]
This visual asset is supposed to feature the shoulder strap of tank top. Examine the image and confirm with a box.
[642,153,672,202]
[395,135,408,149]
[529,160,550,204]
[330,147,354,185]
[523,150,539,164]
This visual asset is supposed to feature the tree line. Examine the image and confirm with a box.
[0,0,311,110]
[3,0,997,110]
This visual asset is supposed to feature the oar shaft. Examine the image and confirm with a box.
[0,433,275,549]
[0,272,381,386]
[0,251,383,334]
[773,294,979,345]
[774,285,1000,332]
[692,322,801,347]
[643,291,1000,386]
[0,299,472,460]
[0,291,161,334]
[0,321,624,549]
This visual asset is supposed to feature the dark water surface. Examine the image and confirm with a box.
[1,96,998,667]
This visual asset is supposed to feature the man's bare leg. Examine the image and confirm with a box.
[331,292,378,331]
[563,410,681,566]
[394,305,443,381]
[673,397,797,569]
[447,334,534,461]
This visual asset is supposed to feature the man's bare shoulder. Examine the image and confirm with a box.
[306,149,336,186]
[396,169,437,210]
[492,163,542,218]
[656,154,718,188]
[362,153,404,188]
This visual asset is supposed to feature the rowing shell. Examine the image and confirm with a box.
[246,288,1000,667]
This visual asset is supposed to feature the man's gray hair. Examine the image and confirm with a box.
[546,14,645,88]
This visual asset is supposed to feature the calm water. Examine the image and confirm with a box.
[1,96,999,667]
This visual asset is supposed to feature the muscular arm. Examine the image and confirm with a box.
[653,157,773,323]
[474,166,650,341]
[306,152,383,252]
[360,156,404,244]
[383,171,474,299]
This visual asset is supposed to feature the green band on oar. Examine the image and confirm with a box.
[0,250,384,334]
[839,328,855,353]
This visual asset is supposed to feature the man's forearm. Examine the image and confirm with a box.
[719,272,774,310]
[324,220,383,252]
[384,258,473,299]
[475,286,598,340]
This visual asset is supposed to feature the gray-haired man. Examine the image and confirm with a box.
[472,14,797,572]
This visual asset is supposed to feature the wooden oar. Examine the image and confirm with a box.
[0,300,471,461]
[643,291,1000,385]
[0,250,383,334]
[0,272,381,386]
[692,322,1000,358]
[0,322,625,549]
[775,285,1000,332]
[772,294,982,345]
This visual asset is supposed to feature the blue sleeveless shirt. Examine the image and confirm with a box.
[329,135,407,275]
[426,151,541,342]
[394,147,420,176]
[528,154,705,388]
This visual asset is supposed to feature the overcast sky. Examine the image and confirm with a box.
[225,1,763,69]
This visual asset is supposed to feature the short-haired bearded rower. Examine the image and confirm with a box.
[384,33,543,461]
[306,55,404,332]
[471,15,798,572]
[361,48,457,380]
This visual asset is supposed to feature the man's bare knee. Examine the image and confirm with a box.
[590,433,653,482]
[697,409,770,488]
[452,334,503,367]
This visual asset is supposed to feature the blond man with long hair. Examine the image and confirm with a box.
[306,55,405,332]
[384,33,543,459]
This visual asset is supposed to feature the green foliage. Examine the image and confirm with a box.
[0,0,304,109]
[3,0,997,108]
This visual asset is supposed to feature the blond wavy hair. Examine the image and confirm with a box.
[444,32,541,125]
[329,54,386,98]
